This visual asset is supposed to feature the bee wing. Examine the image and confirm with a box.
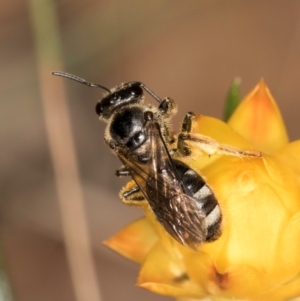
[115,118,207,249]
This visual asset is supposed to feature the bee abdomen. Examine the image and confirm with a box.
[205,204,222,241]
[188,174,222,242]
[170,160,222,244]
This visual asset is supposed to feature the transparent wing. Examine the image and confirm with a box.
[115,117,207,249]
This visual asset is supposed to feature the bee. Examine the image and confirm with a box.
[52,71,261,250]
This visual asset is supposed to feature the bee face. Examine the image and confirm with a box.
[52,71,223,250]
[110,107,145,146]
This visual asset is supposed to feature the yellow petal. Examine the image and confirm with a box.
[274,140,300,179]
[104,218,157,264]
[199,154,300,274]
[228,80,289,153]
[215,265,275,300]
[180,248,222,295]
[177,299,206,301]
[261,155,300,214]
[273,212,300,282]
[138,243,204,298]
[180,259,300,300]
[189,115,252,148]
[260,276,300,301]
[181,247,275,300]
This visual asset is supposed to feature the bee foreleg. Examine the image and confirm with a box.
[181,112,195,132]
[115,166,131,177]
[155,98,177,145]
[178,133,262,158]
[158,97,177,117]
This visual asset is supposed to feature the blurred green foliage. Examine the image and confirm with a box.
[224,77,241,122]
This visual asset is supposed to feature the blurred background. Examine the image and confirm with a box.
[1,0,300,300]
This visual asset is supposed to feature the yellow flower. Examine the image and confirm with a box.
[104,81,300,301]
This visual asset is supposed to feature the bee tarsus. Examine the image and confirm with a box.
[115,168,130,177]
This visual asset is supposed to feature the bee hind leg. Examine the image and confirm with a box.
[178,132,262,158]
[121,186,147,206]
[158,97,177,117]
[177,112,262,158]
[115,166,130,177]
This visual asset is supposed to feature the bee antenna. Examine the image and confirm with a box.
[128,81,163,103]
[52,71,111,93]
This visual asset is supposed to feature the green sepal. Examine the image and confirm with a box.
[224,77,241,121]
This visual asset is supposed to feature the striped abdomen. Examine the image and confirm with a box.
[173,160,222,242]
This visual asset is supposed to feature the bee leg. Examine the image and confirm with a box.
[158,97,177,117]
[123,186,141,199]
[115,166,130,177]
[178,132,262,158]
[177,112,195,156]
[121,186,146,205]
[158,98,177,144]
[181,112,195,132]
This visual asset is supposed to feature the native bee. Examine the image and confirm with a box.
[52,71,261,250]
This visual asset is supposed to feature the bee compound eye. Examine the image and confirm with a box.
[95,102,103,116]
[130,85,143,97]
[133,132,146,145]
[127,131,146,148]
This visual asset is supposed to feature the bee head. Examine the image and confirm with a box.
[51,72,162,122]
[96,83,143,120]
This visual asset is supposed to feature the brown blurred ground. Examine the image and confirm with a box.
[1,0,300,300]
